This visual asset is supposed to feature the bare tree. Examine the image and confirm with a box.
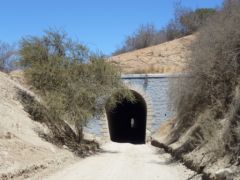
[113,3,215,55]
[113,24,161,55]
[0,41,15,72]
[170,2,240,161]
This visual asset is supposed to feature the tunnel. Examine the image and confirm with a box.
[106,90,147,144]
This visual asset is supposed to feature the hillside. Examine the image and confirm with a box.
[0,70,196,180]
[0,71,77,179]
[110,35,195,74]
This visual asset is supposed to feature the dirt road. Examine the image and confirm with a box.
[45,142,195,180]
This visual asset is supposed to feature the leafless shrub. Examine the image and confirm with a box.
[113,24,166,55]
[113,3,215,55]
[0,41,16,72]
[169,2,240,160]
[227,86,240,164]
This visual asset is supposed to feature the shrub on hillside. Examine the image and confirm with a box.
[113,24,166,55]
[179,8,216,34]
[0,41,16,72]
[19,30,134,142]
[113,5,215,55]
[170,1,240,162]
[165,6,216,41]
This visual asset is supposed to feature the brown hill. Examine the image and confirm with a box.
[110,35,196,74]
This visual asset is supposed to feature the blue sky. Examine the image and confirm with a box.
[0,0,223,55]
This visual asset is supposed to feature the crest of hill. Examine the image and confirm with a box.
[110,35,196,74]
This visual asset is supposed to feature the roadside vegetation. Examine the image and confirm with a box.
[0,41,16,72]
[166,0,240,175]
[18,30,134,154]
[113,2,216,55]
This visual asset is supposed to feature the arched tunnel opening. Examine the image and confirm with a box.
[105,90,147,144]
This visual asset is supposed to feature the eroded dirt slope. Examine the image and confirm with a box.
[0,71,76,179]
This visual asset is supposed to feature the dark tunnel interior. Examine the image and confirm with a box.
[106,90,147,144]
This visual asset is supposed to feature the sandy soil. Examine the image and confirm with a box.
[0,71,77,179]
[152,118,240,179]
[110,35,195,74]
[0,70,196,179]
[45,142,195,180]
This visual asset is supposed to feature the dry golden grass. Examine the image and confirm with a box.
[110,35,195,74]
[152,117,177,143]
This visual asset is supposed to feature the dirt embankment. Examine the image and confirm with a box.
[0,70,196,180]
[110,35,195,74]
[152,118,240,180]
[0,71,78,179]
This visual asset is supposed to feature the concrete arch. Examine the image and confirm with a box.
[106,90,147,144]
[101,83,153,143]
[125,83,153,135]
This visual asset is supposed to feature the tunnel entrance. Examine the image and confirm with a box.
[106,90,147,144]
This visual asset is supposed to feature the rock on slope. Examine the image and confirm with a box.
[0,71,75,179]
[110,35,195,74]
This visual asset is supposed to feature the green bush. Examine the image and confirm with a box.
[19,29,133,142]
